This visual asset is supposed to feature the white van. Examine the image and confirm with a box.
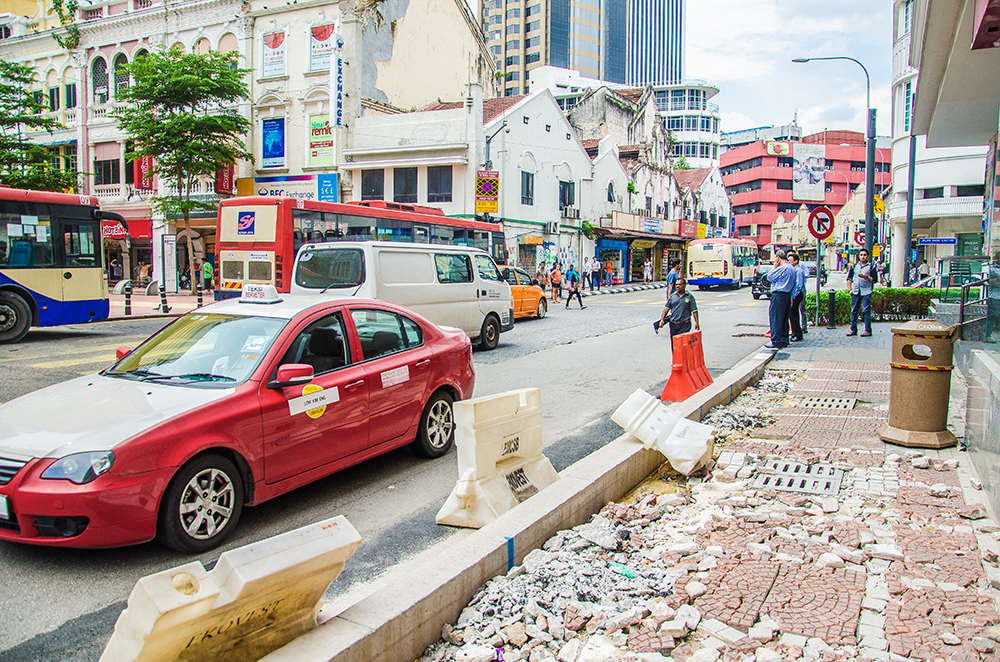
[291,241,514,350]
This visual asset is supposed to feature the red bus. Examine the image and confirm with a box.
[214,197,506,298]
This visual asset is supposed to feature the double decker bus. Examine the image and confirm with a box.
[687,237,759,289]
[0,187,123,342]
[214,197,506,298]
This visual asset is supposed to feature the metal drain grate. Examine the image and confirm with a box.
[751,460,844,495]
[801,397,856,410]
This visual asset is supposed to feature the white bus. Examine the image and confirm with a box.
[686,238,759,289]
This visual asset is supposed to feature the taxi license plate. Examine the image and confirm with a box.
[0,495,8,521]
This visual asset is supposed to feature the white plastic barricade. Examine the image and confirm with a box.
[436,388,559,528]
[612,389,714,475]
[100,516,362,662]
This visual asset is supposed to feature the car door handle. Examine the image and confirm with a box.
[415,359,431,369]
[345,379,365,391]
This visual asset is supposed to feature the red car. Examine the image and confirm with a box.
[0,286,474,551]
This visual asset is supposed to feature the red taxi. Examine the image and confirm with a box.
[0,285,475,551]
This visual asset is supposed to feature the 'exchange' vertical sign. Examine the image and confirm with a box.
[329,30,345,127]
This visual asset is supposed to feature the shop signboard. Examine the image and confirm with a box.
[102,219,127,239]
[679,219,697,237]
[133,155,154,191]
[215,163,235,195]
[255,175,319,200]
[640,217,662,234]
[329,32,345,127]
[318,173,339,202]
[697,223,708,239]
[917,237,958,245]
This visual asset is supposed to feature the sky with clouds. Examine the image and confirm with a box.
[686,0,894,138]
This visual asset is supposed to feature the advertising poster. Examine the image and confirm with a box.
[309,115,335,167]
[133,155,154,191]
[262,118,285,169]
[318,173,339,202]
[262,32,286,78]
[310,24,337,71]
[793,143,826,202]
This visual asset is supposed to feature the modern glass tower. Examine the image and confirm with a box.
[627,0,684,85]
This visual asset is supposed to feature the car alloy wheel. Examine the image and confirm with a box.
[411,391,455,458]
[179,468,237,540]
[158,455,244,552]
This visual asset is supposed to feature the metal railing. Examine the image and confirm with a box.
[958,276,989,339]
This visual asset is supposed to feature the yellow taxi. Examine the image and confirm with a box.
[499,266,548,319]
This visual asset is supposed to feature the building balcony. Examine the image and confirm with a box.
[888,196,985,222]
[893,34,917,84]
[77,0,162,21]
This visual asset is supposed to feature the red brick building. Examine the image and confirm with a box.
[720,130,891,247]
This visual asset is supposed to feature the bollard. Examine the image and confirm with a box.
[158,285,170,314]
[196,282,203,308]
[124,283,132,316]
[826,289,836,329]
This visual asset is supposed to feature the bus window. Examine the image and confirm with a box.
[413,225,430,243]
[1,211,55,267]
[344,215,376,241]
[309,230,324,244]
[63,223,98,267]
[292,229,304,254]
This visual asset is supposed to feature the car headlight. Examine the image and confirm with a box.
[41,451,116,484]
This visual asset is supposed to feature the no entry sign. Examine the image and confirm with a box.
[808,206,834,241]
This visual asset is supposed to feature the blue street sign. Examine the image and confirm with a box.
[917,237,958,245]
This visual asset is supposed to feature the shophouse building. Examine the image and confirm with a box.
[720,130,891,249]
[887,0,990,285]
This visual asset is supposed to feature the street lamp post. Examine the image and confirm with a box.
[792,56,876,256]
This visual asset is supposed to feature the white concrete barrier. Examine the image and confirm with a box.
[100,516,362,662]
[436,388,559,528]
[612,388,714,475]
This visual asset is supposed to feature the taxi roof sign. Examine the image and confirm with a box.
[240,283,283,304]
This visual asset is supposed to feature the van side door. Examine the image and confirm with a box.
[473,254,511,328]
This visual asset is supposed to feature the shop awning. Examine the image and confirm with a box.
[593,227,686,242]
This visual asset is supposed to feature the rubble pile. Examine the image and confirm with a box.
[703,372,797,438]
[419,368,1000,662]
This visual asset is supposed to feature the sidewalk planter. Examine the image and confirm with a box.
[879,319,958,449]
[805,289,936,325]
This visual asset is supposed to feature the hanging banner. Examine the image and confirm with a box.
[310,24,337,71]
[215,163,235,195]
[792,143,825,202]
[262,32,286,78]
[309,115,335,167]
[262,118,285,169]
[329,32,345,127]
[133,155,154,191]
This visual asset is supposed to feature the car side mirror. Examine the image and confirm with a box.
[269,363,315,389]
[116,346,130,360]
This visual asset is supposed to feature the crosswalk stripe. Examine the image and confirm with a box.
[31,355,115,369]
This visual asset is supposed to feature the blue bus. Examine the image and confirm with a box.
[0,187,125,342]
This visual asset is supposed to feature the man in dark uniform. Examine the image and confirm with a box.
[654,277,700,335]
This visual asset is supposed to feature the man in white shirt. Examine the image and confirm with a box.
[582,257,593,291]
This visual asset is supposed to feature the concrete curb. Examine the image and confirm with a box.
[581,282,667,298]
[261,349,774,662]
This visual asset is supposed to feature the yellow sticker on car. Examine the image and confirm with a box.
[288,384,339,418]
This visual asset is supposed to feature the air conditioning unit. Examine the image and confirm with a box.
[560,207,580,219]
[545,221,560,234]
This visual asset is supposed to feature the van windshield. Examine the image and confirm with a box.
[295,248,365,289]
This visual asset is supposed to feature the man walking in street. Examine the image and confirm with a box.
[787,251,806,342]
[846,249,875,337]
[665,259,681,299]
[582,257,593,292]
[564,264,587,309]
[654,277,699,336]
[765,250,796,349]
[535,261,549,291]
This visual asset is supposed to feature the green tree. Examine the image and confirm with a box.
[0,60,79,192]
[112,47,252,295]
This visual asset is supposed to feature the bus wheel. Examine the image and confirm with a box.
[0,292,31,343]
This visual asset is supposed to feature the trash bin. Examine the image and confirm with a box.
[878,319,958,449]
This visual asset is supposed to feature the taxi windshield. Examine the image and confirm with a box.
[105,313,287,386]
